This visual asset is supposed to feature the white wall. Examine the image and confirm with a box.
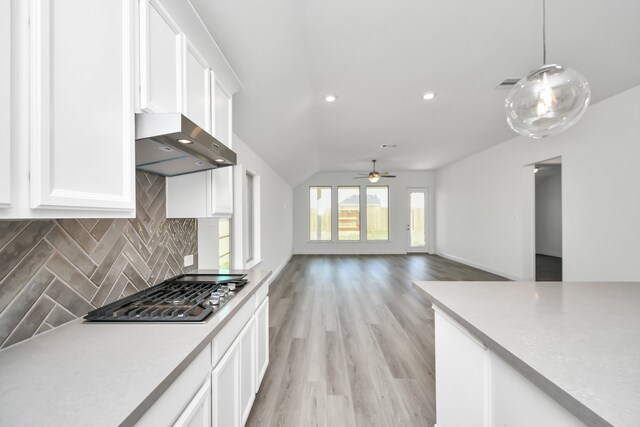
[435,85,640,281]
[232,134,293,276]
[293,171,435,254]
[535,170,562,257]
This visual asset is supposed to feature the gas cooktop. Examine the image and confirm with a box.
[84,273,248,322]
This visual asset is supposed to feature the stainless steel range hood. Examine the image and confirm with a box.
[135,113,237,177]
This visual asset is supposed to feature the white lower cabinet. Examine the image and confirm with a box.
[212,339,240,427]
[255,297,269,389]
[174,378,212,427]
[434,308,489,427]
[138,284,269,427]
[434,308,587,427]
[239,316,256,425]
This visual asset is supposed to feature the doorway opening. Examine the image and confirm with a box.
[534,158,562,281]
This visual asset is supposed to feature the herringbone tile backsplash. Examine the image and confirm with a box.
[0,171,197,349]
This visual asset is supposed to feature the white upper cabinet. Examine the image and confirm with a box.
[0,0,11,209]
[0,0,135,218]
[139,0,183,113]
[166,167,233,218]
[184,41,211,132]
[212,77,233,147]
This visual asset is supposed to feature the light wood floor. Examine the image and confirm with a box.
[246,254,507,427]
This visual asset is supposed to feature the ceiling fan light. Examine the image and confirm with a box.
[368,174,380,183]
[505,65,590,138]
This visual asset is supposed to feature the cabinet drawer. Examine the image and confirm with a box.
[136,344,211,427]
[212,293,255,367]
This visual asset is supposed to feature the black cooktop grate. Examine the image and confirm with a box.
[84,274,248,322]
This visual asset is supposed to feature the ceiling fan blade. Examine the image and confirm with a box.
[380,175,397,178]
[353,177,371,179]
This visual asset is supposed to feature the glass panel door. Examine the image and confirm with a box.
[407,189,428,252]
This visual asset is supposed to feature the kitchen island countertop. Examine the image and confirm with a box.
[0,268,271,427]
[413,280,640,427]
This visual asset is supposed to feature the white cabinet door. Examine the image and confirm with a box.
[184,41,210,132]
[239,316,256,426]
[173,378,212,427]
[208,168,233,217]
[255,296,269,391]
[166,168,233,218]
[0,0,11,209]
[139,0,182,113]
[490,352,586,427]
[434,309,489,427]
[28,0,135,214]
[212,78,232,147]
[212,339,240,427]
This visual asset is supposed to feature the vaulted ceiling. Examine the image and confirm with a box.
[191,0,640,186]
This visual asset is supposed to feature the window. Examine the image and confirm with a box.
[219,218,231,269]
[338,187,360,240]
[244,171,256,263]
[366,186,389,240]
[309,187,331,240]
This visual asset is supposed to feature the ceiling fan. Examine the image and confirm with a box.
[354,160,396,183]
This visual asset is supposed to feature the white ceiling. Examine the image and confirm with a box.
[191,0,640,186]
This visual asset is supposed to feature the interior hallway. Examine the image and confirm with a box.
[246,254,507,427]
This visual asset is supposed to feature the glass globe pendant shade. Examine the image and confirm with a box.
[368,173,380,183]
[505,64,591,138]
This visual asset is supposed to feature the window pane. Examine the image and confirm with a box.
[309,187,332,241]
[219,253,230,270]
[338,187,360,240]
[366,186,388,240]
[219,218,231,269]
[244,173,254,262]
[219,218,230,238]
[410,192,426,247]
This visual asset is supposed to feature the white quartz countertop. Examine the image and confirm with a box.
[413,281,640,427]
[0,268,271,427]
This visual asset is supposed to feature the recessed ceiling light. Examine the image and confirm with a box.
[214,158,225,163]
[177,139,193,144]
[324,94,337,102]
[423,92,436,100]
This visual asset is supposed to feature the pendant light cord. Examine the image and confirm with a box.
[542,0,547,64]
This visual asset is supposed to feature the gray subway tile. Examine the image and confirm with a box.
[46,253,97,301]
[0,240,54,313]
[45,279,94,317]
[2,298,55,348]
[0,221,55,282]
[45,304,76,328]
[45,226,97,277]
[0,268,55,344]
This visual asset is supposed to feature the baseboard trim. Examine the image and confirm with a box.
[436,252,525,281]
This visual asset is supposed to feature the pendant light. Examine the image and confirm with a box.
[505,0,591,138]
